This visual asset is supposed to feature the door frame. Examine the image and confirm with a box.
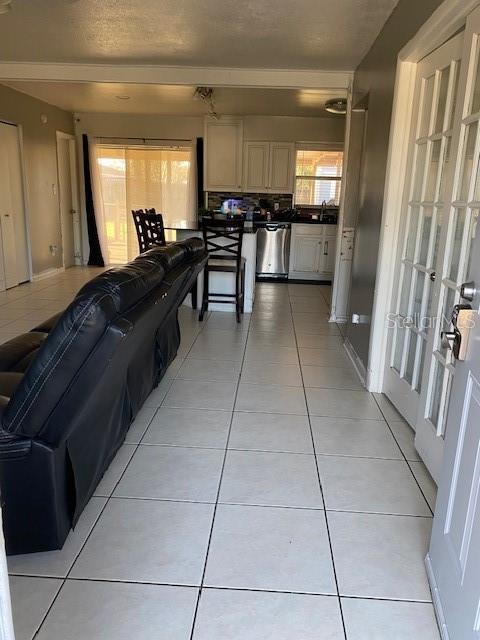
[367,0,480,393]
[56,131,82,267]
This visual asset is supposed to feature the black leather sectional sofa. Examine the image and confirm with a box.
[0,238,207,555]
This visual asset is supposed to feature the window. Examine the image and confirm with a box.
[295,148,343,206]
[92,143,195,264]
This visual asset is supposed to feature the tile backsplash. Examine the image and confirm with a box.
[206,192,294,211]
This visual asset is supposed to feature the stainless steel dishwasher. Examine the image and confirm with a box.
[256,222,291,278]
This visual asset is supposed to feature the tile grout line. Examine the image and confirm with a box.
[371,395,435,517]
[31,306,213,638]
[187,310,251,640]
[288,288,349,640]
[12,574,437,605]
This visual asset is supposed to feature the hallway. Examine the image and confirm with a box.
[7,277,439,639]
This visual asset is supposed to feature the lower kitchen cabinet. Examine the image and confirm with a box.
[288,223,337,281]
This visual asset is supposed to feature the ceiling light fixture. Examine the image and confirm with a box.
[193,87,219,119]
[0,0,13,15]
[115,95,131,100]
[325,98,347,115]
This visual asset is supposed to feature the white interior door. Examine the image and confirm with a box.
[57,133,81,268]
[384,33,464,427]
[427,14,480,624]
[0,121,29,288]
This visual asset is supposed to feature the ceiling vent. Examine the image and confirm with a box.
[325,98,347,115]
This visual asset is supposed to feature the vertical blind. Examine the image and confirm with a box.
[92,143,196,265]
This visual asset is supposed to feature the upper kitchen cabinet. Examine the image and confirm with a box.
[269,142,295,193]
[204,117,243,192]
[243,142,269,192]
[243,141,295,193]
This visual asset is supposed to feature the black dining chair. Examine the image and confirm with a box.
[131,208,166,253]
[199,217,245,323]
[131,208,198,309]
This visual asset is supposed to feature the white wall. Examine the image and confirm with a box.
[244,115,345,143]
[0,84,75,275]
[75,113,203,140]
[75,113,346,145]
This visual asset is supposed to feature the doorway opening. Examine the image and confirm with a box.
[56,131,82,268]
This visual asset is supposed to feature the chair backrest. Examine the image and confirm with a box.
[201,217,244,266]
[132,209,166,253]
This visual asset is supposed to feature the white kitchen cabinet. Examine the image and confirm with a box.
[291,235,323,274]
[204,118,243,191]
[243,142,269,192]
[269,142,295,192]
[243,141,295,193]
[289,223,337,281]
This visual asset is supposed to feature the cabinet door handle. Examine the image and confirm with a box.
[324,240,328,255]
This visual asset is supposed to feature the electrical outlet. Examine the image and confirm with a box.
[49,244,58,256]
[52,183,57,196]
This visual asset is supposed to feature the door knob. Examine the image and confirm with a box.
[429,272,436,282]
[460,280,476,301]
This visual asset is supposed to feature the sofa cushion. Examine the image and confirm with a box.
[0,332,48,373]
[183,237,205,259]
[143,243,188,271]
[77,257,165,315]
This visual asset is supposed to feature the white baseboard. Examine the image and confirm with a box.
[425,554,449,640]
[344,337,367,387]
[32,266,65,282]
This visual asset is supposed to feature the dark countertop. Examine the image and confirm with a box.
[166,219,337,231]
[165,223,257,234]
[290,219,337,225]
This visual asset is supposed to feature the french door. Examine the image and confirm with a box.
[416,21,480,481]
[384,33,464,430]
[386,13,480,484]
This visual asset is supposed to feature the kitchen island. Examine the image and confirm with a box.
[166,221,257,313]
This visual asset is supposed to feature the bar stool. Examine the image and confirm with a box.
[199,217,245,323]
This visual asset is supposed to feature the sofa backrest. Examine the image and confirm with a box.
[1,243,197,438]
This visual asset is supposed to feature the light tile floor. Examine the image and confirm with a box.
[5,272,440,639]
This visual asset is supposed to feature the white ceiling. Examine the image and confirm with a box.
[0,0,399,70]
[2,82,347,117]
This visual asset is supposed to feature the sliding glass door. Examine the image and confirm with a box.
[92,143,195,265]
